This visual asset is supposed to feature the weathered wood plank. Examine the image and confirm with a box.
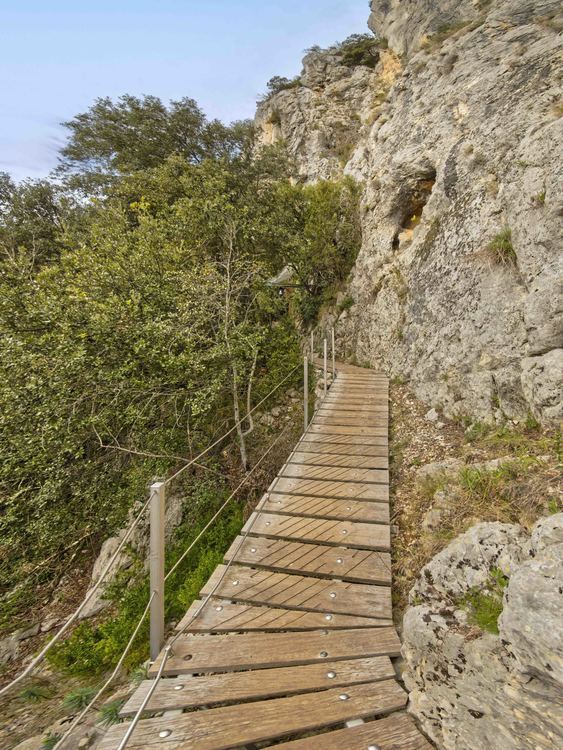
[177,599,389,632]
[308,424,387,436]
[199,564,392,620]
[260,493,389,524]
[296,440,388,456]
[121,656,395,715]
[224,536,391,585]
[148,627,400,676]
[313,415,388,427]
[271,477,388,502]
[289,451,388,469]
[301,433,388,446]
[101,680,407,750]
[317,406,389,415]
[273,712,434,750]
[280,463,389,485]
[243,511,390,550]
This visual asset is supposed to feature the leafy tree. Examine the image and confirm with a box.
[57,94,254,191]
[0,176,70,266]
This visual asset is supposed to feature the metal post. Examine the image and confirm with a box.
[149,481,165,661]
[303,355,309,432]
[331,327,336,380]
[323,338,328,396]
[310,330,314,359]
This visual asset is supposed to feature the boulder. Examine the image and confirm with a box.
[403,514,563,749]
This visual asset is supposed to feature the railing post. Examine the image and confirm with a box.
[310,330,314,359]
[303,355,309,432]
[323,338,328,396]
[331,327,336,380]
[149,481,165,661]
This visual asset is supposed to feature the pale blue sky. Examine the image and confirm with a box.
[0,1,370,181]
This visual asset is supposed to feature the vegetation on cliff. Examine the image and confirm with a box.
[0,94,361,650]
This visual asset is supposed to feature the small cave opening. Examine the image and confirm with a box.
[392,169,437,249]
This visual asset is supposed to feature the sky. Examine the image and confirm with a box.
[0,0,370,181]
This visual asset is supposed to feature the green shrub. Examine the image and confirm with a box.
[63,686,97,710]
[337,34,381,68]
[48,480,243,676]
[18,683,52,702]
[98,699,125,727]
[487,228,517,266]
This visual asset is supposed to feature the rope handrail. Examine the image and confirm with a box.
[116,421,294,750]
[0,360,301,699]
[51,591,156,750]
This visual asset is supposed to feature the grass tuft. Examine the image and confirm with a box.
[459,567,508,634]
[487,228,517,266]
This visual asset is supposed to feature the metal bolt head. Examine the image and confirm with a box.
[265,521,271,526]
[319,650,328,657]
[232,580,239,586]
[336,557,343,564]
[368,745,381,750]
[339,693,350,701]
[342,529,348,535]
[173,684,184,691]
[250,547,257,553]
[159,729,172,738]
[325,614,333,621]
[326,670,336,678]
[329,592,336,598]
[215,605,223,611]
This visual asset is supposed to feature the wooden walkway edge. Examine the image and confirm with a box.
[100,364,432,750]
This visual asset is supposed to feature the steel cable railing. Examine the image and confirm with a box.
[0,360,302,700]
[2,326,343,750]
[116,421,294,750]
[51,592,156,750]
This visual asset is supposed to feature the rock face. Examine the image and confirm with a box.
[255,0,563,425]
[402,515,563,749]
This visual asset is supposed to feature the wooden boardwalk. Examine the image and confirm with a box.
[101,365,431,750]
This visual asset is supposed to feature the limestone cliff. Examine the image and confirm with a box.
[256,0,562,425]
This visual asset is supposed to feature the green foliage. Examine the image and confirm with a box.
[62,686,97,710]
[338,295,355,313]
[42,735,61,750]
[18,683,52,702]
[58,95,253,190]
[262,76,301,99]
[48,480,243,676]
[487,228,516,266]
[337,34,381,68]
[460,568,508,634]
[98,699,125,727]
[272,177,362,325]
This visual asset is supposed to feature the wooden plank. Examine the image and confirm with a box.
[314,409,387,419]
[317,406,388,417]
[199,565,392,620]
[296,440,388,456]
[261,493,389,524]
[308,424,387,436]
[121,655,395,715]
[224,536,391,585]
[244,511,390,550]
[314,415,387,427]
[290,451,388,469]
[280,463,389,485]
[302,433,387,446]
[273,712,434,750]
[271,477,388,502]
[101,680,406,750]
[148,627,400,676]
[177,599,389,632]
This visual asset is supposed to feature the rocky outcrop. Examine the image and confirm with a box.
[255,0,563,425]
[402,514,563,750]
